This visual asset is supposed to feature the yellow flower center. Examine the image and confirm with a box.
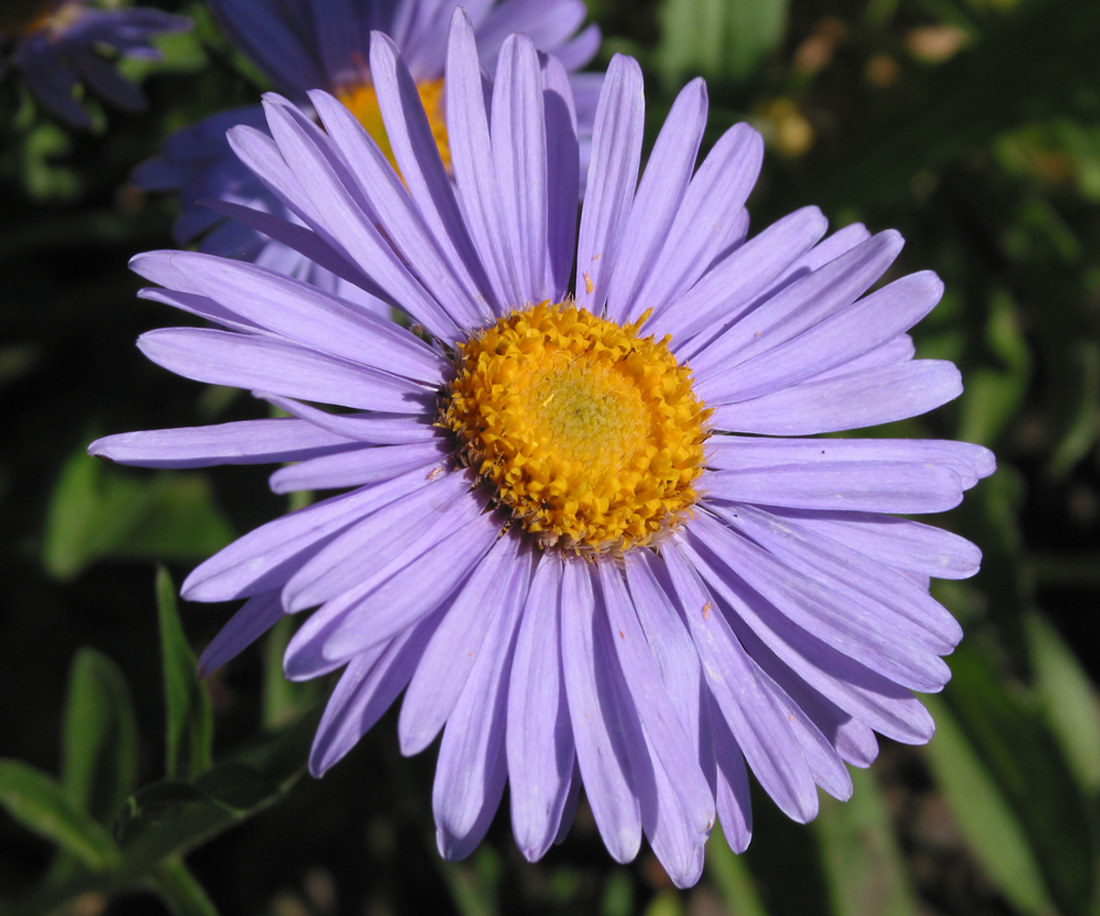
[442,302,711,556]
[336,78,450,175]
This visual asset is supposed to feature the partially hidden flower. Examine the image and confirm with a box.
[0,0,190,128]
[133,0,602,311]
[91,13,994,887]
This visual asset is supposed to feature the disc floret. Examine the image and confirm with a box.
[442,302,710,555]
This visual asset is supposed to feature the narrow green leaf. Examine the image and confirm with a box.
[151,858,221,916]
[923,694,1054,916]
[113,707,318,867]
[925,644,1098,916]
[156,567,214,781]
[0,759,119,871]
[656,0,789,86]
[44,449,233,580]
[61,648,139,825]
[814,768,920,916]
[705,825,771,916]
[1025,612,1100,792]
[644,891,687,916]
[262,615,319,731]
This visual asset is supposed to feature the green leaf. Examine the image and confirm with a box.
[656,0,789,87]
[261,615,319,731]
[705,825,771,916]
[643,891,687,916]
[43,449,233,580]
[112,707,318,866]
[61,648,139,825]
[157,568,214,781]
[925,645,1097,916]
[956,289,1030,447]
[1025,612,1100,793]
[814,768,920,916]
[151,858,221,916]
[0,759,119,871]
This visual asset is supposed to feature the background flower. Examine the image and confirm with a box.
[0,0,190,127]
[132,0,602,310]
[92,14,991,888]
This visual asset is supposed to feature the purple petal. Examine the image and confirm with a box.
[445,9,512,314]
[604,79,707,322]
[281,470,472,613]
[767,509,983,580]
[506,555,576,861]
[311,509,500,666]
[269,439,449,494]
[598,564,714,836]
[573,54,645,314]
[131,251,446,382]
[709,360,963,435]
[706,435,994,490]
[662,207,828,350]
[701,461,966,514]
[627,123,763,323]
[260,395,436,445]
[362,33,500,317]
[710,503,962,652]
[491,33,551,303]
[697,271,944,404]
[309,612,441,776]
[198,591,285,676]
[434,547,534,860]
[691,231,905,380]
[138,327,434,414]
[658,545,819,822]
[400,533,528,755]
[89,419,357,469]
[685,514,950,693]
[559,561,642,862]
[181,468,434,602]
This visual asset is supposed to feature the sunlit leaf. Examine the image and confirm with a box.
[705,824,771,916]
[152,857,221,916]
[43,449,233,580]
[814,768,920,916]
[157,567,213,781]
[926,645,1097,916]
[656,0,788,86]
[0,759,119,871]
[61,648,139,825]
[1025,612,1100,793]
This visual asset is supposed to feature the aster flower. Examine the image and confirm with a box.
[91,13,994,887]
[0,0,190,128]
[132,0,601,309]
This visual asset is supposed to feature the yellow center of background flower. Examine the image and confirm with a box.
[337,78,451,174]
[442,302,711,555]
[0,0,58,35]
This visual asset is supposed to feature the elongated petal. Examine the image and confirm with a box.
[507,555,576,861]
[89,419,356,469]
[559,561,642,861]
[434,548,533,859]
[399,532,527,754]
[573,54,644,313]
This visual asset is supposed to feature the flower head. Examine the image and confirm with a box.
[133,0,602,312]
[1,0,190,128]
[92,12,994,887]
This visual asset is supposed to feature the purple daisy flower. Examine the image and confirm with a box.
[133,0,602,311]
[92,12,994,887]
[0,0,190,128]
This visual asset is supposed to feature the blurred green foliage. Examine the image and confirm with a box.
[2,0,1100,914]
